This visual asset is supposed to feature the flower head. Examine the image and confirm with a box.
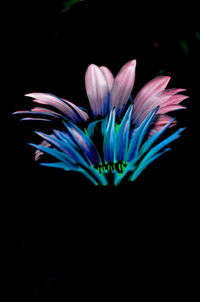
[13,59,188,185]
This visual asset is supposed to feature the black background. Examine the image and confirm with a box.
[3,0,197,299]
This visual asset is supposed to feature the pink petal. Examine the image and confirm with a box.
[100,66,114,91]
[158,88,186,97]
[31,107,62,116]
[137,94,188,119]
[134,76,171,112]
[85,64,109,117]
[133,79,188,125]
[158,105,186,114]
[150,115,177,136]
[159,94,188,107]
[111,59,136,116]
[34,137,56,161]
[25,93,87,122]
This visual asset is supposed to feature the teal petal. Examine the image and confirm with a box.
[127,107,159,161]
[103,108,116,163]
[115,104,133,162]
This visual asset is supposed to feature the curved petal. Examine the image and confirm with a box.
[149,114,177,135]
[103,108,116,163]
[111,59,136,117]
[85,64,109,117]
[61,99,89,122]
[134,76,171,111]
[25,93,87,123]
[35,139,52,161]
[133,77,188,126]
[64,122,102,166]
[100,66,114,91]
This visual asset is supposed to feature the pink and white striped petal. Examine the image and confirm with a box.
[111,59,136,116]
[158,105,186,114]
[134,76,171,112]
[100,66,114,91]
[133,77,188,126]
[25,93,88,122]
[85,64,109,117]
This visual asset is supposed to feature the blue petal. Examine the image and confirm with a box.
[64,122,102,165]
[53,130,79,150]
[87,120,102,138]
[29,143,77,168]
[103,108,116,163]
[101,116,109,135]
[129,148,171,181]
[128,127,185,181]
[35,132,91,166]
[40,161,100,186]
[139,118,176,155]
[127,107,159,161]
[115,104,133,162]
[40,162,71,170]
[139,127,185,164]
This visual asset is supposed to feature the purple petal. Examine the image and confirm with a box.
[111,59,136,116]
[61,99,89,122]
[85,64,109,117]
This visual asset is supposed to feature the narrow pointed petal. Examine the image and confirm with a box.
[141,127,185,164]
[128,107,159,161]
[103,108,116,163]
[64,122,102,165]
[159,94,189,107]
[35,139,52,161]
[115,105,133,162]
[61,99,89,122]
[129,148,171,182]
[25,93,86,122]
[36,131,91,166]
[100,66,114,91]
[40,162,71,170]
[140,118,176,155]
[158,88,186,97]
[19,117,52,122]
[111,60,136,117]
[149,115,177,135]
[158,105,186,114]
[134,76,171,111]
[13,109,61,119]
[29,143,78,167]
[85,64,109,117]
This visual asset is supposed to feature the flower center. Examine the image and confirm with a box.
[95,161,127,174]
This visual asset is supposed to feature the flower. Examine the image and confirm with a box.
[13,59,188,185]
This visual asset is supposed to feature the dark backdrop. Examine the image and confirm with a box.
[3,0,197,299]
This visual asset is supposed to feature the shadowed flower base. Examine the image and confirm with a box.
[29,105,185,186]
